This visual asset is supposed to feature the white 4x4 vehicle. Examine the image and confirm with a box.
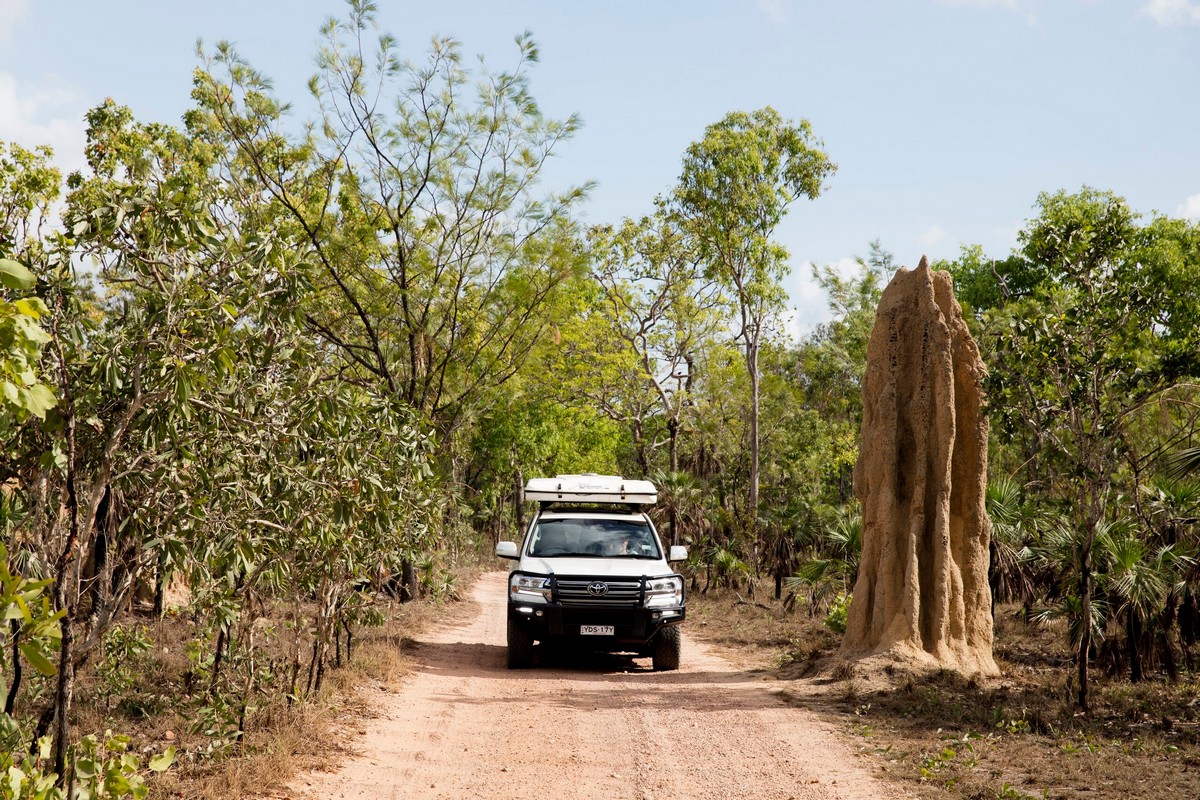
[495,474,688,670]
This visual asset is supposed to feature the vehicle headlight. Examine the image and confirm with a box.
[644,575,683,608]
[510,573,551,603]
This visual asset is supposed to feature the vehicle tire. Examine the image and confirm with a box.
[652,625,681,671]
[507,620,534,669]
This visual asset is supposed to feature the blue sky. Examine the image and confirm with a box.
[2,0,1197,334]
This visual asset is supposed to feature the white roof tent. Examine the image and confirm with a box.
[524,474,657,506]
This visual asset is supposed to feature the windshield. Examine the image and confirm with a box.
[527,518,660,559]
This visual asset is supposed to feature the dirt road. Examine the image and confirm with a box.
[292,572,898,800]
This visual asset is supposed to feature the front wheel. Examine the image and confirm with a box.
[652,625,681,671]
[507,620,534,669]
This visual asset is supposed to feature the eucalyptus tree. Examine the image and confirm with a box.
[0,100,441,781]
[533,277,656,470]
[589,207,723,476]
[674,107,836,546]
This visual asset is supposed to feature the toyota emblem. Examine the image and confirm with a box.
[587,581,609,597]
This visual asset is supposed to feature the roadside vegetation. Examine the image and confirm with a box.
[690,589,1200,800]
[2,1,1200,797]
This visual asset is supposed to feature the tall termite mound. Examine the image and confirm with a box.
[839,257,998,676]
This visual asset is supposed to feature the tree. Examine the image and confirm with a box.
[0,141,59,439]
[0,97,440,784]
[589,207,723,475]
[187,5,593,597]
[981,187,1200,709]
[675,107,835,549]
[190,3,589,446]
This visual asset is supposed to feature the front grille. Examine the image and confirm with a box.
[556,577,641,607]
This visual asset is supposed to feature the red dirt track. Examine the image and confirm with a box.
[292,572,897,800]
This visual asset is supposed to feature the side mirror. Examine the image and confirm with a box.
[668,545,688,563]
[495,541,519,560]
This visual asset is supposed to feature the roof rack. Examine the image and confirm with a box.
[524,473,657,506]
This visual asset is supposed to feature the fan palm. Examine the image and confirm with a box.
[1162,446,1200,481]
[986,475,1039,608]
[1096,527,1192,682]
[786,507,860,615]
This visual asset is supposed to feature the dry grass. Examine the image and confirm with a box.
[687,592,1200,800]
[58,566,483,800]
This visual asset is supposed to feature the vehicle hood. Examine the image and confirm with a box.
[518,557,672,579]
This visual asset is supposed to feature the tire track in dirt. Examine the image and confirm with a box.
[290,572,902,800]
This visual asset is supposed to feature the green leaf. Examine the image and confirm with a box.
[23,384,56,419]
[7,765,25,796]
[6,593,31,622]
[18,641,57,676]
[148,747,176,772]
[13,297,47,319]
[0,259,36,290]
[73,756,97,780]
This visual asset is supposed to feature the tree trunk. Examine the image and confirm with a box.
[513,466,525,540]
[399,559,416,603]
[51,617,75,785]
[634,420,649,474]
[1127,609,1143,683]
[668,418,679,474]
[1077,553,1092,711]
[334,621,342,668]
[667,422,680,546]
[5,621,20,715]
[152,553,166,617]
[51,409,81,782]
[748,341,760,541]
[210,627,227,697]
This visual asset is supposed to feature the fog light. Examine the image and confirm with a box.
[535,610,544,617]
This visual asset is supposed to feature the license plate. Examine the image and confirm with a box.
[580,625,614,636]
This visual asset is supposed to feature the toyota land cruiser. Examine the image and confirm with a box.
[495,474,687,670]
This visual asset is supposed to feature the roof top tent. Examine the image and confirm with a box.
[524,473,657,506]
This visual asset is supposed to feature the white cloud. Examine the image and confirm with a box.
[1176,193,1200,221]
[1143,0,1200,26]
[0,0,28,38]
[0,72,87,175]
[918,224,949,248]
[784,256,860,340]
[757,0,791,24]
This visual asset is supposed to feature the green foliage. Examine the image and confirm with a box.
[675,106,837,536]
[942,187,1200,706]
[3,0,1200,779]
[94,626,152,709]
[0,544,63,705]
[0,231,55,434]
[189,8,589,441]
[0,730,176,800]
[824,591,851,634]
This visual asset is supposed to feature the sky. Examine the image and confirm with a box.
[1,0,1198,336]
